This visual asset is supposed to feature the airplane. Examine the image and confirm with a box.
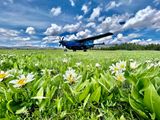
[59,32,113,52]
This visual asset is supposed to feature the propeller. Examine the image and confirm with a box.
[59,37,64,47]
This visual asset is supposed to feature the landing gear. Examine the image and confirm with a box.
[64,49,67,52]
[73,49,76,52]
[83,49,87,52]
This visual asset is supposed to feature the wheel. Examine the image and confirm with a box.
[73,49,76,52]
[83,49,87,52]
[64,49,67,52]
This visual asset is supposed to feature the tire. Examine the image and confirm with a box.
[83,49,87,52]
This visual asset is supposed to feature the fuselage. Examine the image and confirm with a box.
[60,40,94,50]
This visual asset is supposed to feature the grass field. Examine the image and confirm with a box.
[0,50,160,119]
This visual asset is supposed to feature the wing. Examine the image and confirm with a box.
[78,32,113,42]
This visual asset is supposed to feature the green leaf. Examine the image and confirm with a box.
[46,86,57,99]
[83,94,90,108]
[75,80,89,92]
[63,90,74,104]
[39,100,48,111]
[56,98,62,113]
[90,86,101,103]
[16,106,27,114]
[79,84,91,102]
[120,115,126,120]
[144,83,160,119]
[131,86,143,104]
[129,95,148,119]
[32,87,46,103]
[37,87,44,97]
[6,100,13,114]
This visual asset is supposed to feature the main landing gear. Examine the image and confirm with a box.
[64,49,67,52]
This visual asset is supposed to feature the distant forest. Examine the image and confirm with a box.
[0,43,160,50]
[95,43,160,51]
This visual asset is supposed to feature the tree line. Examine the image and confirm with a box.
[94,43,160,50]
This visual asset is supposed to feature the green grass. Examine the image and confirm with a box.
[0,50,160,120]
[1,49,160,61]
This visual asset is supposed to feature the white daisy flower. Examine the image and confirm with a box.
[109,64,121,74]
[0,71,10,82]
[0,60,4,64]
[114,72,126,82]
[117,61,126,71]
[145,60,151,63]
[9,73,34,88]
[95,63,101,68]
[35,63,39,66]
[147,63,155,69]
[62,58,68,63]
[63,68,80,84]
[76,62,82,67]
[154,63,159,67]
[41,69,52,75]
[130,61,139,69]
[129,59,134,62]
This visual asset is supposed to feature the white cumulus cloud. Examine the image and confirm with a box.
[14,37,31,41]
[64,29,91,41]
[117,33,123,40]
[154,0,160,5]
[44,24,62,36]
[86,22,96,29]
[106,1,122,11]
[82,4,88,14]
[65,34,78,41]
[63,22,81,33]
[0,28,19,38]
[26,27,36,35]
[89,7,101,21]
[123,6,160,31]
[75,15,83,20]
[129,39,141,44]
[69,0,75,6]
[96,13,131,33]
[76,29,91,38]
[42,36,59,43]
[50,7,62,16]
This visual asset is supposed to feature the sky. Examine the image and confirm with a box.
[0,0,160,47]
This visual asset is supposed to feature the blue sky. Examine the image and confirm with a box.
[0,0,160,47]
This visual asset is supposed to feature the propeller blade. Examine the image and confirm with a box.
[61,37,64,41]
[58,36,64,41]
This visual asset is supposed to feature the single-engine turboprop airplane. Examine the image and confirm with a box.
[59,32,113,52]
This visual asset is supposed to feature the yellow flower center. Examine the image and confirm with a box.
[17,78,27,86]
[67,74,75,84]
[120,64,125,69]
[114,67,119,72]
[116,75,124,81]
[0,73,7,79]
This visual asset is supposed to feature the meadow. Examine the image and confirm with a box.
[0,50,160,120]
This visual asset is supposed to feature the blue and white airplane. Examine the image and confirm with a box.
[59,32,113,51]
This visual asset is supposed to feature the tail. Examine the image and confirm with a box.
[94,42,105,45]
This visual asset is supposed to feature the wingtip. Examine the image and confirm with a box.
[107,32,114,35]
